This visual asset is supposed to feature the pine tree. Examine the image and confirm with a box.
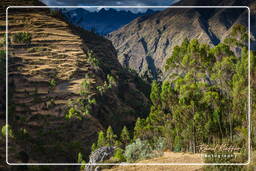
[97,131,105,148]
[120,126,130,146]
[134,117,146,140]
[91,143,97,152]
[106,126,117,146]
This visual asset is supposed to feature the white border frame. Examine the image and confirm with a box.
[5,5,251,166]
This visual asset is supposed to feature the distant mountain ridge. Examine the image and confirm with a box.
[107,0,256,80]
[63,8,155,35]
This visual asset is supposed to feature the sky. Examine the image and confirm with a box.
[40,0,180,13]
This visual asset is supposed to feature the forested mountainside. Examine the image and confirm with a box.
[0,0,150,166]
[107,0,256,80]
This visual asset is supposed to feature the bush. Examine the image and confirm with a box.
[87,50,100,67]
[49,79,57,89]
[107,74,117,88]
[1,124,14,138]
[12,32,32,44]
[113,148,126,162]
[0,34,7,46]
[65,107,81,120]
[124,138,165,162]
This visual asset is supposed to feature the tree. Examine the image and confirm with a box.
[106,126,117,146]
[120,126,130,146]
[134,118,146,140]
[91,143,97,152]
[97,131,106,148]
[150,80,161,106]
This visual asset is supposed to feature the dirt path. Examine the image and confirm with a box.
[104,152,204,171]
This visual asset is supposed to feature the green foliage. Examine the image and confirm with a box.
[124,138,165,162]
[80,79,91,95]
[1,124,14,138]
[12,32,32,44]
[77,152,86,170]
[134,29,249,155]
[97,131,106,148]
[224,24,248,47]
[77,152,83,163]
[120,126,130,146]
[0,33,7,46]
[89,25,249,163]
[150,80,161,106]
[133,117,147,140]
[165,38,213,72]
[96,75,116,95]
[65,107,81,120]
[87,50,100,67]
[106,126,117,146]
[113,148,126,162]
[91,143,97,152]
[106,74,117,88]
[96,83,108,95]
[48,79,57,89]
[80,160,86,170]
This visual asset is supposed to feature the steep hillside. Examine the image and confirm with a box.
[107,0,255,79]
[0,6,150,164]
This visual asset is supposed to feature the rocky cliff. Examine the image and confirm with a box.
[107,0,255,80]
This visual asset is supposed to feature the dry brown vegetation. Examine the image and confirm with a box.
[104,152,203,171]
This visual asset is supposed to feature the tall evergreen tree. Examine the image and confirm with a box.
[97,130,105,148]
[120,126,130,146]
[106,126,117,146]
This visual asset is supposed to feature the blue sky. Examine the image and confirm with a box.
[40,0,180,12]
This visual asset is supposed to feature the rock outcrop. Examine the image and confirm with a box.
[86,146,115,171]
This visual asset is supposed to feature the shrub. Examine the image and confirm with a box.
[12,32,32,44]
[0,34,7,46]
[65,107,81,120]
[77,152,86,170]
[87,50,100,67]
[91,143,97,152]
[113,148,126,162]
[49,79,57,89]
[96,84,107,95]
[124,138,165,162]
[80,79,91,95]
[1,124,14,138]
[107,74,117,88]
